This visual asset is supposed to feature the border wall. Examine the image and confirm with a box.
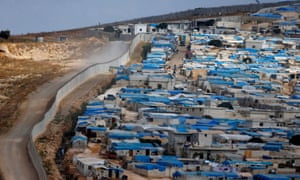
[28,33,152,180]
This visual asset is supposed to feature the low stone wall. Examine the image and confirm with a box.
[28,33,152,180]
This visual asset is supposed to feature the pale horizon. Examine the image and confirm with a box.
[0,0,287,34]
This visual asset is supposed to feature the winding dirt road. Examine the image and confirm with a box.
[0,41,129,180]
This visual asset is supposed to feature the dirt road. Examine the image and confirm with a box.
[0,41,129,180]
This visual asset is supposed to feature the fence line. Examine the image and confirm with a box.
[28,33,152,180]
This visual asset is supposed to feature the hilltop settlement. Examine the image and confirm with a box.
[62,3,300,180]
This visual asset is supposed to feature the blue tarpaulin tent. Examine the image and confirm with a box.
[135,163,166,171]
[253,174,289,180]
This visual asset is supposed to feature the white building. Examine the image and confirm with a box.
[245,39,268,50]
[73,157,106,176]
[118,24,133,35]
[134,23,148,35]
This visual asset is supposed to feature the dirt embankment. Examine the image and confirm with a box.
[0,37,107,133]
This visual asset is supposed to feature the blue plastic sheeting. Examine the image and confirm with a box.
[116,75,129,81]
[171,98,201,106]
[234,36,243,41]
[157,156,183,168]
[121,124,138,131]
[251,13,283,19]
[191,39,209,44]
[77,121,89,127]
[149,74,173,79]
[146,54,166,60]
[137,131,167,138]
[86,126,107,132]
[78,116,89,121]
[152,41,176,51]
[148,96,171,104]
[83,108,119,116]
[242,131,262,137]
[108,132,137,139]
[120,87,151,94]
[208,79,234,86]
[222,160,272,167]
[263,142,283,151]
[259,128,287,133]
[191,120,219,130]
[197,119,219,125]
[235,81,249,87]
[217,118,246,125]
[284,29,300,35]
[286,101,300,106]
[117,65,125,74]
[240,48,258,53]
[134,155,150,163]
[173,171,239,178]
[135,163,166,171]
[87,101,104,106]
[211,95,237,101]
[111,142,159,151]
[143,63,163,69]
[149,23,158,27]
[175,126,189,133]
[253,174,290,180]
[256,58,279,63]
[287,174,300,178]
[175,100,199,107]
[190,125,211,130]
[71,135,87,142]
[119,93,147,99]
[276,6,298,12]
[143,59,165,64]
[291,94,300,99]
[168,89,185,95]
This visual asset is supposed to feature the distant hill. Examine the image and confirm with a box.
[12,0,296,39]
[103,1,295,25]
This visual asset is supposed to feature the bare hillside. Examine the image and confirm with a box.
[0,36,107,132]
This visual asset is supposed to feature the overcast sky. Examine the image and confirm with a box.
[0,0,284,34]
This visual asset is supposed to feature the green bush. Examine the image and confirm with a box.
[208,39,223,47]
[141,43,152,59]
[103,26,115,32]
[0,30,10,39]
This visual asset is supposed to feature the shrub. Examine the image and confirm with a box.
[208,39,223,47]
[0,30,10,39]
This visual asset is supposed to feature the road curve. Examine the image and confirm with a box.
[0,41,129,180]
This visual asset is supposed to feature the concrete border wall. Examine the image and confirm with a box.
[28,33,152,180]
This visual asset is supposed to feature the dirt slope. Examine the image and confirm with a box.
[0,37,107,132]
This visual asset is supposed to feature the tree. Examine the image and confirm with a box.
[273,28,281,34]
[208,39,223,47]
[158,23,168,29]
[217,102,233,109]
[141,43,152,59]
[0,30,10,39]
[243,57,252,64]
[248,137,264,143]
[103,26,115,32]
[289,134,300,146]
